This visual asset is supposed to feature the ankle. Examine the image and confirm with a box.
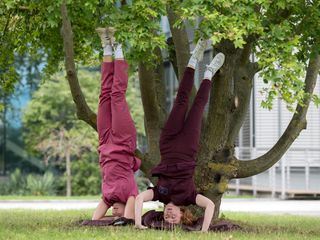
[187,57,198,69]
[203,70,213,81]
[103,56,113,62]
[103,45,113,56]
[114,43,124,59]
[187,64,196,70]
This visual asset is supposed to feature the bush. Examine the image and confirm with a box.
[26,172,56,196]
[0,169,56,196]
[0,180,9,195]
[0,169,26,195]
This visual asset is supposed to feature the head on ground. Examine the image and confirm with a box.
[163,202,195,225]
[112,202,125,217]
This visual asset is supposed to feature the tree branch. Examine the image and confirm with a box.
[134,150,156,183]
[1,10,13,41]
[226,67,254,146]
[166,6,190,81]
[166,6,198,107]
[238,40,253,64]
[226,41,256,146]
[60,1,97,130]
[138,55,164,173]
[166,37,179,78]
[153,47,167,125]
[235,51,320,178]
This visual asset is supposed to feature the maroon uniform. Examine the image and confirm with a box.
[151,67,211,206]
[97,60,141,207]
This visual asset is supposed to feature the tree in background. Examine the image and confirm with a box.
[22,69,144,196]
[1,1,320,217]
[22,70,98,195]
[35,127,92,196]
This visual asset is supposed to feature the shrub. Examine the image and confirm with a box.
[6,169,27,195]
[0,181,9,195]
[1,169,56,196]
[26,172,56,196]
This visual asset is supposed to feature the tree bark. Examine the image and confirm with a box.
[193,42,240,204]
[153,48,167,126]
[60,1,97,131]
[197,42,239,169]
[226,42,258,146]
[138,56,164,175]
[235,52,320,178]
[66,145,71,197]
[211,193,223,219]
[166,37,179,79]
[166,6,190,81]
[166,6,199,109]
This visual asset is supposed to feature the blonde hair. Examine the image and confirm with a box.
[180,207,196,226]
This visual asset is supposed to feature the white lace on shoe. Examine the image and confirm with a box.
[191,38,207,62]
[206,52,225,74]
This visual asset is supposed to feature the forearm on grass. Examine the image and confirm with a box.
[195,194,215,232]
[124,196,135,220]
[92,199,110,220]
[134,189,154,227]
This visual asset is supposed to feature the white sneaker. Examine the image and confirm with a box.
[206,53,225,75]
[191,38,207,61]
[95,27,115,48]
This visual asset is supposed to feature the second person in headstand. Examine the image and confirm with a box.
[135,39,225,232]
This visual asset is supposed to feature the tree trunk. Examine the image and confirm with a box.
[138,61,163,175]
[211,193,223,219]
[166,6,190,80]
[65,146,71,197]
[166,6,198,105]
[195,43,240,194]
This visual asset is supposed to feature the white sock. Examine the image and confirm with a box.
[103,45,113,56]
[187,56,198,69]
[114,44,124,59]
[204,70,213,81]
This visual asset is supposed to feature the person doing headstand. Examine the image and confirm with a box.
[134,39,225,232]
[92,27,141,221]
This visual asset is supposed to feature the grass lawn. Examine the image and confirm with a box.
[0,209,319,240]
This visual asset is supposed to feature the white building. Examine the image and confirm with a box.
[232,74,320,198]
